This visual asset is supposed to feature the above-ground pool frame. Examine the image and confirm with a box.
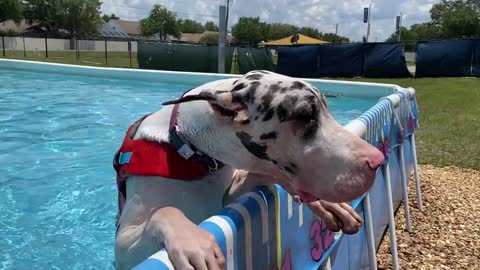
[0,59,422,270]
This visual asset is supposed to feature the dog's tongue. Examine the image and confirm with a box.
[297,189,319,203]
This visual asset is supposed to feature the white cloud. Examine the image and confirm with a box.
[101,0,440,41]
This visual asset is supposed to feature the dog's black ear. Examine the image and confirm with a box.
[162,92,215,105]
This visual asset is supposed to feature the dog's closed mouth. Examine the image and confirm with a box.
[297,189,320,203]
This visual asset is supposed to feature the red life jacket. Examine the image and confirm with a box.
[113,108,224,228]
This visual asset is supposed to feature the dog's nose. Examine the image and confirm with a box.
[366,148,385,170]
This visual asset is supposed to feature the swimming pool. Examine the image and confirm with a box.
[0,66,379,269]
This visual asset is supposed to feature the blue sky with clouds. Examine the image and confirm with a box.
[101,0,440,41]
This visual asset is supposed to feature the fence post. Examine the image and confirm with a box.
[2,35,5,57]
[45,33,48,58]
[104,38,108,65]
[128,40,132,68]
[23,34,26,57]
[75,37,78,59]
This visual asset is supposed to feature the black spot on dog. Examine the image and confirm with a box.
[303,120,319,142]
[259,91,275,113]
[245,73,263,80]
[260,131,277,140]
[289,161,298,169]
[233,79,239,85]
[257,70,270,74]
[291,81,306,90]
[303,95,316,103]
[236,131,270,160]
[287,95,299,106]
[269,83,281,94]
[244,81,260,103]
[277,105,289,122]
[232,83,246,92]
[283,166,296,175]
[231,92,243,104]
[240,119,251,125]
[215,90,228,94]
[276,96,299,122]
[289,103,317,123]
[272,160,278,165]
[280,87,289,93]
[254,116,259,121]
[262,108,275,121]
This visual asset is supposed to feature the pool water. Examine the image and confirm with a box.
[0,69,377,269]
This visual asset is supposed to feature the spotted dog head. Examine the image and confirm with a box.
[163,70,384,203]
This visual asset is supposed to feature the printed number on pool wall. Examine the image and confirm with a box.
[280,219,334,270]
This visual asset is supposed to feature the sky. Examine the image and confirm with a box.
[100,0,440,42]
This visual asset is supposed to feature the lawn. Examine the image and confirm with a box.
[342,77,480,170]
[1,53,477,170]
[0,50,138,68]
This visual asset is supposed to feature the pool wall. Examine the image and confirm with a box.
[0,59,421,270]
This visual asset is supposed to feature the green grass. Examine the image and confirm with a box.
[1,52,478,170]
[338,77,480,170]
[0,50,138,68]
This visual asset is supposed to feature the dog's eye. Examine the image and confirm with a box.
[289,104,319,123]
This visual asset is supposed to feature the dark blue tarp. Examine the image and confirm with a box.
[276,45,318,78]
[472,40,480,77]
[316,43,364,77]
[415,39,474,77]
[276,42,411,78]
[363,43,412,78]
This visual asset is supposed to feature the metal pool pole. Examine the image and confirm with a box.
[23,34,26,57]
[2,35,5,57]
[399,145,412,232]
[410,133,423,211]
[382,162,400,270]
[104,38,108,65]
[45,33,48,58]
[128,40,132,68]
[363,193,378,270]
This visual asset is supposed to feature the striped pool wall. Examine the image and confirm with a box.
[0,59,421,270]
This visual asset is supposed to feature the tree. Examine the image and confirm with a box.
[410,22,444,40]
[204,21,219,31]
[24,0,102,35]
[178,19,205,33]
[386,26,417,51]
[0,0,24,23]
[267,23,298,40]
[63,0,102,36]
[298,26,322,39]
[23,0,65,33]
[199,32,218,45]
[102,13,119,22]
[320,33,350,43]
[231,17,269,45]
[430,0,480,38]
[140,4,181,42]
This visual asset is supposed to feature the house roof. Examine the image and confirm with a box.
[110,20,142,36]
[0,20,33,33]
[99,21,130,38]
[264,33,329,46]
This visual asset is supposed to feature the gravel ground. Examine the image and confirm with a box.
[377,165,480,269]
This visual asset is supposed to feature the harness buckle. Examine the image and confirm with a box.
[208,158,219,173]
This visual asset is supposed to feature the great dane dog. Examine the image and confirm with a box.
[113,70,384,270]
